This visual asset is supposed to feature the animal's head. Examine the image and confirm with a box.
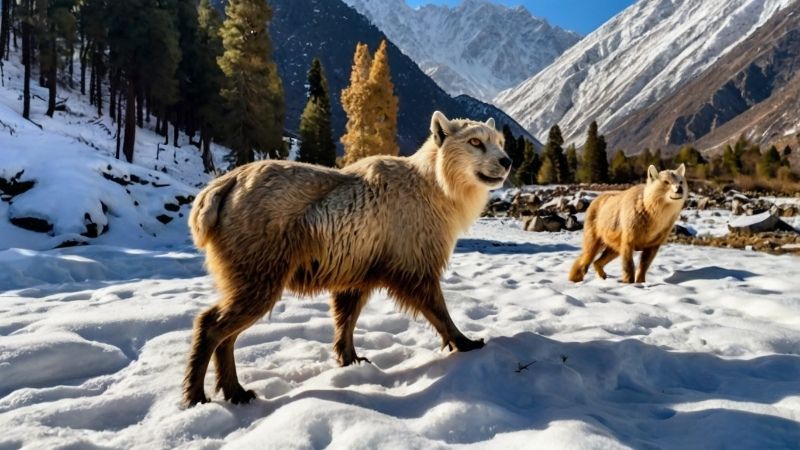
[429,111,512,196]
[645,164,688,206]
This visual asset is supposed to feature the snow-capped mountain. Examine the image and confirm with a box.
[607,0,800,153]
[343,0,580,102]
[495,0,795,145]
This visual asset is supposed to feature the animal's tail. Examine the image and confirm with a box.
[189,174,238,249]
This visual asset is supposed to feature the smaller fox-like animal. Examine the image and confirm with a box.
[569,164,688,284]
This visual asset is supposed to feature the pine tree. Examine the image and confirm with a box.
[565,143,578,183]
[298,58,336,167]
[579,121,608,183]
[218,0,285,166]
[610,150,633,183]
[537,155,555,184]
[196,0,225,173]
[21,0,33,119]
[502,125,521,170]
[515,135,526,171]
[341,42,374,165]
[513,139,539,186]
[756,145,781,178]
[107,0,180,163]
[0,0,10,60]
[367,40,399,158]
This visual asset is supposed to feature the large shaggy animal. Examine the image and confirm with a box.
[183,111,512,406]
[569,164,688,284]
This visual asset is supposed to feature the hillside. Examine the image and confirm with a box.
[343,0,579,102]
[265,0,536,154]
[494,0,794,145]
[607,0,800,154]
[0,50,225,251]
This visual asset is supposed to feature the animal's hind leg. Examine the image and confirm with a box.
[213,332,253,404]
[569,231,603,282]
[593,247,618,279]
[183,285,282,407]
[392,278,484,352]
[331,289,370,366]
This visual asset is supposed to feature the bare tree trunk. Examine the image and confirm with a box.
[172,107,179,147]
[116,89,122,159]
[0,0,10,61]
[79,37,87,95]
[136,83,143,128]
[123,80,136,162]
[21,0,31,119]
[46,36,56,117]
[200,126,216,174]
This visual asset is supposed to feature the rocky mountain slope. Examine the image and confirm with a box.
[495,0,794,146]
[342,0,580,102]
[261,0,536,154]
[607,0,800,153]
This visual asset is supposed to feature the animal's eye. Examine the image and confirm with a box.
[468,138,483,148]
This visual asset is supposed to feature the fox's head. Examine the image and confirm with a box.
[645,164,688,206]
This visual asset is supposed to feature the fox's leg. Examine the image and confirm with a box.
[331,289,371,366]
[569,230,603,282]
[620,242,635,284]
[635,246,659,283]
[593,247,619,279]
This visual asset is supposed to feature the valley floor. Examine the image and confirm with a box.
[1,220,799,449]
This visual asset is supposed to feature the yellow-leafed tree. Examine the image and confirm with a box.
[341,40,399,165]
[367,40,399,158]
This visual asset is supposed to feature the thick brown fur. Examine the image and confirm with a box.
[183,112,511,406]
[569,164,688,284]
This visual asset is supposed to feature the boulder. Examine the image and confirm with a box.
[728,211,797,235]
[565,215,583,231]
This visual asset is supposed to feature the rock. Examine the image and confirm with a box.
[780,205,797,217]
[156,214,173,224]
[565,215,583,231]
[10,216,53,233]
[728,211,797,235]
[164,203,180,212]
[541,214,566,232]
[731,198,745,215]
[673,224,694,237]
[697,196,710,210]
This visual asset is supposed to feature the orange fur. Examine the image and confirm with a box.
[569,165,688,284]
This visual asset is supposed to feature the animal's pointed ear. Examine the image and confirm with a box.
[485,117,495,129]
[431,111,451,146]
[647,165,659,183]
[676,163,686,177]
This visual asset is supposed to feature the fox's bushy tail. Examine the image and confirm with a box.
[189,174,238,249]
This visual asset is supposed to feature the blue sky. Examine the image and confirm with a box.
[405,0,637,35]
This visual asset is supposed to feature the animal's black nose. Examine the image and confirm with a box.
[499,157,512,170]
[676,185,683,195]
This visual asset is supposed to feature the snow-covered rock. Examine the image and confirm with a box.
[495,0,793,143]
[343,0,579,102]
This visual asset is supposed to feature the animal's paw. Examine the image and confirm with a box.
[183,390,209,408]
[337,349,371,366]
[225,387,257,405]
[454,336,485,352]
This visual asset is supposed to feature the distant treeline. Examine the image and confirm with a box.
[505,121,798,188]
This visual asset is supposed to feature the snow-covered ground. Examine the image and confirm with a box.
[2,220,799,449]
[0,51,228,251]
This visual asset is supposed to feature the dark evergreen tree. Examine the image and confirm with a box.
[21,0,32,119]
[610,150,633,183]
[298,57,336,167]
[1,0,11,60]
[579,121,608,183]
[107,0,180,162]
[219,0,285,165]
[502,125,522,170]
[195,0,225,173]
[757,145,781,178]
[514,139,540,186]
[565,143,578,183]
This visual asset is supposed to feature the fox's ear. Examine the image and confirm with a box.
[647,165,659,183]
[676,163,686,177]
[431,111,452,146]
[485,117,496,129]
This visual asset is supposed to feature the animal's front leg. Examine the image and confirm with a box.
[635,247,659,283]
[331,289,371,366]
[395,279,484,352]
[620,244,635,283]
